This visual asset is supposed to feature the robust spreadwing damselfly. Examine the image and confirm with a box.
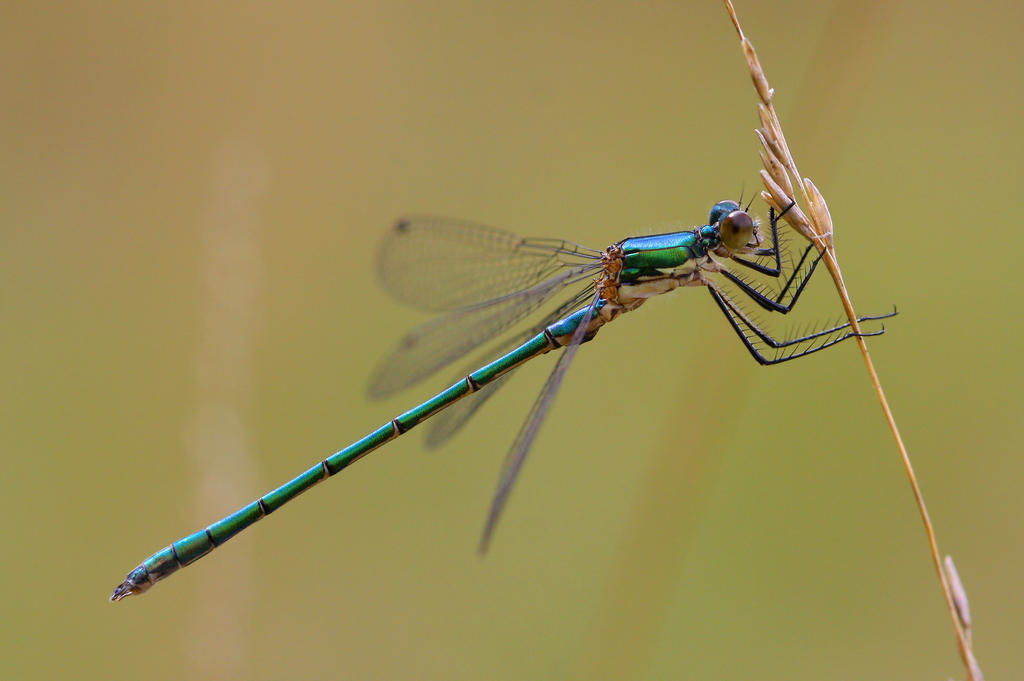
[112,200,893,600]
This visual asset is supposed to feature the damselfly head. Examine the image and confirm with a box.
[710,200,760,253]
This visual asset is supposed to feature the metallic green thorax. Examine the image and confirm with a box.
[617,225,717,282]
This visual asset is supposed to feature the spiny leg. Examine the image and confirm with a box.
[730,203,789,277]
[721,245,821,314]
[707,283,894,366]
[722,203,824,314]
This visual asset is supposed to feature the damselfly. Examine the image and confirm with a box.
[111,200,893,600]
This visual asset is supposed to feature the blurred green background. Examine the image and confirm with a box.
[2,1,1021,679]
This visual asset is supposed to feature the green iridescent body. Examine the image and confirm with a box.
[115,199,859,601]
[618,226,715,282]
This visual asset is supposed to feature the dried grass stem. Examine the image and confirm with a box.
[722,2,983,679]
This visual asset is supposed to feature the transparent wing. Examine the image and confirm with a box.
[368,265,601,398]
[379,216,600,312]
[477,292,602,553]
[423,287,595,448]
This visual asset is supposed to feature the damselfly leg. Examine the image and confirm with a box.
[722,203,823,313]
[710,203,895,365]
[709,282,894,365]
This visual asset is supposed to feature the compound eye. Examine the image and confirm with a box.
[720,210,755,250]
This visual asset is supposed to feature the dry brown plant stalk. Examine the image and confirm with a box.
[722,2,983,679]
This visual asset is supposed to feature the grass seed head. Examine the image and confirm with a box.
[759,170,813,239]
[756,130,793,197]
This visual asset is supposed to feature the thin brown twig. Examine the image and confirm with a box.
[721,2,983,679]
